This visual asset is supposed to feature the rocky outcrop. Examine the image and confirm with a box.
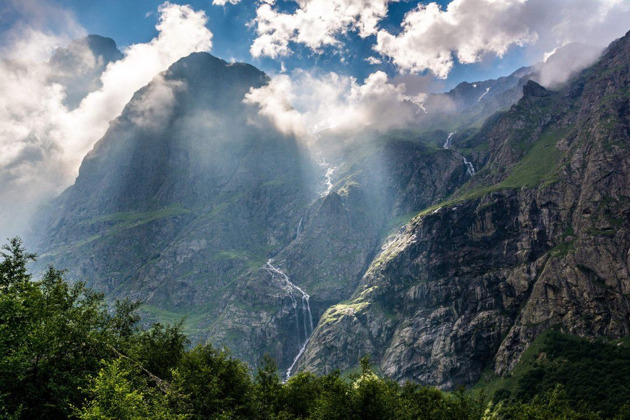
[33,52,315,339]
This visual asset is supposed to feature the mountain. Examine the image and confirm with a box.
[299,31,630,388]
[415,65,533,139]
[32,52,319,364]
[32,29,630,387]
[31,49,482,371]
[48,34,123,108]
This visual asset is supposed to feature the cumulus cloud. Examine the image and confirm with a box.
[0,1,213,238]
[250,0,395,58]
[244,70,425,137]
[242,0,629,79]
[375,0,536,78]
[375,0,630,78]
[212,0,242,5]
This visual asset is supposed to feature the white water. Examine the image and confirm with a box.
[296,217,303,238]
[463,157,476,176]
[323,166,335,196]
[315,152,338,197]
[443,131,455,149]
[265,259,314,381]
[478,87,491,102]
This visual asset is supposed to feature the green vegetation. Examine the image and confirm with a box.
[501,126,568,189]
[413,125,570,221]
[82,205,191,231]
[472,329,630,419]
[2,238,629,419]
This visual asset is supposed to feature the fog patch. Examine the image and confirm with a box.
[0,1,213,238]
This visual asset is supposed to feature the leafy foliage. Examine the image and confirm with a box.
[491,331,630,418]
[1,238,628,419]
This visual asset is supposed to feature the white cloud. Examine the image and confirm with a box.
[0,0,86,62]
[375,0,536,78]
[244,70,425,137]
[129,75,186,130]
[63,2,212,160]
[374,0,630,78]
[244,74,306,137]
[0,1,213,237]
[536,43,603,88]
[212,0,242,5]
[250,0,396,58]
[243,0,629,78]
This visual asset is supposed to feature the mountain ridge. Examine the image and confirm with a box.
[297,29,630,387]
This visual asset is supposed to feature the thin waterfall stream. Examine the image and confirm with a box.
[463,157,476,176]
[443,131,455,149]
[265,259,314,381]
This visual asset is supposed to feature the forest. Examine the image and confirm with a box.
[1,237,629,420]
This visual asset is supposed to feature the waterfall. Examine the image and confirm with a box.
[463,157,476,176]
[443,131,455,149]
[323,166,335,196]
[316,156,336,197]
[296,218,303,238]
[478,87,491,102]
[264,259,314,381]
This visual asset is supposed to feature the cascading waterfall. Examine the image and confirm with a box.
[264,259,314,381]
[443,131,455,149]
[296,218,303,238]
[478,87,491,102]
[323,166,335,195]
[463,157,476,176]
[316,154,336,197]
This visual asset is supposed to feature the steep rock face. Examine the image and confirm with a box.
[203,138,471,369]
[35,52,314,312]
[301,30,630,388]
[33,51,472,372]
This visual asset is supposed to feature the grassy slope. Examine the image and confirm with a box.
[412,122,569,220]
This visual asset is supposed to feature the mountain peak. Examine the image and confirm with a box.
[165,52,268,85]
[522,80,549,97]
[50,34,123,68]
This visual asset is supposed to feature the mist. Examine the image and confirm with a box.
[535,43,604,88]
[0,2,213,239]
[244,70,428,140]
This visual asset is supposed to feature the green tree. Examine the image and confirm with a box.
[485,385,600,420]
[309,370,354,420]
[396,383,450,420]
[351,356,399,420]
[253,354,283,418]
[171,344,254,419]
[76,358,182,420]
[0,238,185,419]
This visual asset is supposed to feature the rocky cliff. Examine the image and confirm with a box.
[299,30,630,388]
[32,29,629,384]
[32,51,472,371]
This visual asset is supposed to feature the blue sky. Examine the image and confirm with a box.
[0,0,628,237]
[1,0,539,91]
